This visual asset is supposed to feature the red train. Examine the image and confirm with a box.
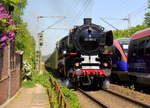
[111,38,130,82]
[128,28,150,86]
[110,28,150,87]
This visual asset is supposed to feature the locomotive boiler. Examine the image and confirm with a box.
[56,18,113,89]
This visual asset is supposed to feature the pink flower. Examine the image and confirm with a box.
[0,35,8,42]
[0,42,7,47]
[8,37,14,41]
[0,3,16,48]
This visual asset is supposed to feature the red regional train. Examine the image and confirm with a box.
[128,28,150,86]
[111,38,130,82]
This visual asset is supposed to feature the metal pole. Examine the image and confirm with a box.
[127,14,131,37]
[39,45,41,74]
[38,36,41,74]
[38,33,43,74]
[128,14,131,29]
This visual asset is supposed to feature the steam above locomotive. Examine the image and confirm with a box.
[56,18,113,89]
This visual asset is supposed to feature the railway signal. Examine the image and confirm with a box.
[36,16,66,74]
[38,32,43,46]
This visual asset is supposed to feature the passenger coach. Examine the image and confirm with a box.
[111,38,130,82]
[128,28,150,86]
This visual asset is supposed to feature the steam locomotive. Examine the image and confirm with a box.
[52,18,113,89]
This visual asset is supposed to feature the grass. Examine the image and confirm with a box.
[22,80,35,88]
[61,86,81,108]
[22,70,81,108]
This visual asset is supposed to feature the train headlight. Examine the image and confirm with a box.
[103,62,108,67]
[63,50,67,55]
[75,63,80,67]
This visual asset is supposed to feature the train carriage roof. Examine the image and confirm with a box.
[131,28,150,40]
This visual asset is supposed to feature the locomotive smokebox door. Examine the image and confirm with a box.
[106,30,113,46]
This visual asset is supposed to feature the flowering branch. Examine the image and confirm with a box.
[0,3,16,48]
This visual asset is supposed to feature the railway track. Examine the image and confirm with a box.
[103,89,150,108]
[77,88,150,108]
[103,90,150,108]
[78,88,109,108]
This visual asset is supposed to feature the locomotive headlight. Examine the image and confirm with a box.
[75,63,80,67]
[103,62,108,67]
[63,50,67,55]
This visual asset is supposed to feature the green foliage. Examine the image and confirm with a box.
[22,60,32,81]
[32,70,51,88]
[113,0,150,39]
[22,80,35,88]
[144,12,150,26]
[32,70,61,108]
[1,0,26,7]
[113,24,147,39]
[0,18,16,32]
[61,86,81,108]
[15,23,36,68]
[33,70,81,108]
[1,0,15,6]
[10,0,36,71]
[144,0,150,26]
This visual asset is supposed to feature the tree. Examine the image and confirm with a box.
[113,24,147,39]
[144,0,150,27]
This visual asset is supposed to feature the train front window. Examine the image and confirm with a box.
[121,44,129,56]
[118,38,130,56]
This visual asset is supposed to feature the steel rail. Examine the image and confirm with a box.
[103,89,150,108]
[78,88,109,108]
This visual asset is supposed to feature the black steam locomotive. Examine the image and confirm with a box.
[55,18,113,89]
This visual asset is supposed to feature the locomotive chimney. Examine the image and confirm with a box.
[84,18,92,25]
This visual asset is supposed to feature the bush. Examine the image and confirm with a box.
[61,86,81,108]
[22,80,35,88]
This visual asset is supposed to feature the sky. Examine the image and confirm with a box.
[22,0,147,56]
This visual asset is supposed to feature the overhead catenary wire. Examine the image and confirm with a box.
[69,0,92,27]
[131,6,147,17]
[100,17,119,30]
[100,5,147,30]
[66,0,87,26]
[76,0,93,23]
[76,0,91,18]
[37,16,66,33]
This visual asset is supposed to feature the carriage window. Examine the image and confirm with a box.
[131,43,137,57]
[138,40,145,57]
[121,44,129,56]
[145,39,150,54]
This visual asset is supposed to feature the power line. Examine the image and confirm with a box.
[37,16,66,33]
[131,7,147,17]
[129,5,147,16]
[41,17,66,33]
[69,0,91,27]
[76,0,93,23]
[74,0,91,24]
[99,18,119,30]
[67,0,87,27]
